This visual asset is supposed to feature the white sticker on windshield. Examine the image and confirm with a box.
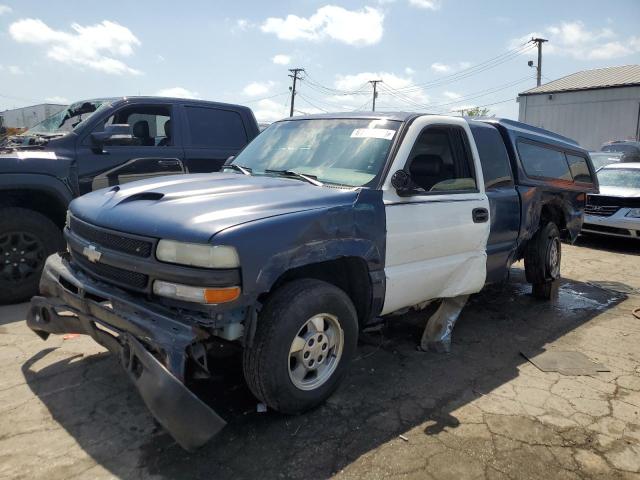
[17,151,57,160]
[350,128,396,140]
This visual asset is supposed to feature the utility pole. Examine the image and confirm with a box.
[288,68,304,117]
[369,80,382,111]
[531,37,548,87]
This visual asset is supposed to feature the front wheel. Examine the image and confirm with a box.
[525,221,561,300]
[0,208,64,304]
[243,279,358,414]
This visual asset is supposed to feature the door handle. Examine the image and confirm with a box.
[158,159,181,167]
[472,208,489,223]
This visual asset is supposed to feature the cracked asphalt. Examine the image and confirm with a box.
[1,235,639,480]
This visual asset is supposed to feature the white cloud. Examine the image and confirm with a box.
[272,54,291,65]
[45,96,70,104]
[261,6,384,46]
[408,0,442,10]
[335,71,429,104]
[9,18,141,75]
[253,98,288,122]
[430,61,470,74]
[155,87,200,99]
[512,21,640,61]
[430,62,451,73]
[0,4,11,15]
[8,65,23,75]
[443,91,461,100]
[405,67,415,75]
[242,81,275,96]
[155,54,165,63]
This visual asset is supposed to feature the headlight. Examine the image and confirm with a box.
[153,280,240,304]
[156,240,239,268]
[625,208,640,218]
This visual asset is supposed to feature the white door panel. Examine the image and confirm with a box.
[381,116,490,315]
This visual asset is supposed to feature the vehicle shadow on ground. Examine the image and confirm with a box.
[0,302,30,327]
[575,233,640,256]
[21,269,627,479]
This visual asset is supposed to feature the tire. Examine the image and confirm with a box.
[524,222,561,300]
[243,279,358,414]
[0,208,64,304]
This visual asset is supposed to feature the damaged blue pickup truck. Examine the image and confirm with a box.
[27,113,597,449]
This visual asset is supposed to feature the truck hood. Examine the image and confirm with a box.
[594,185,640,198]
[70,173,360,243]
[0,149,72,175]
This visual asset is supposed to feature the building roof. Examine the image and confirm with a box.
[519,64,640,96]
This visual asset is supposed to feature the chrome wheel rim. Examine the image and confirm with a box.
[548,237,561,278]
[288,313,344,391]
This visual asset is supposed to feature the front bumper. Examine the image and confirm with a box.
[583,211,640,239]
[27,253,226,450]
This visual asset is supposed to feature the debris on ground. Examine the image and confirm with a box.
[521,349,610,375]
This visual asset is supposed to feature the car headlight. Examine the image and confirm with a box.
[625,208,640,218]
[156,240,240,268]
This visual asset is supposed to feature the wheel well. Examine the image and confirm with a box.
[264,257,372,325]
[540,203,567,238]
[0,189,67,229]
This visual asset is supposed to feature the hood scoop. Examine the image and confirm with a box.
[117,191,165,204]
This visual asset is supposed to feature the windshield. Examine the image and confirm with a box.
[597,168,640,189]
[231,118,401,187]
[590,152,622,170]
[26,100,111,135]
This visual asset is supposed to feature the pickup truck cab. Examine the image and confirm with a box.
[27,112,597,449]
[0,96,259,303]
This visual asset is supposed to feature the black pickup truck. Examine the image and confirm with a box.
[0,97,259,303]
[27,113,597,449]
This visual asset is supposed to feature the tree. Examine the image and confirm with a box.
[464,107,490,117]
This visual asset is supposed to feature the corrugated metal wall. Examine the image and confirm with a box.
[0,103,67,129]
[518,86,640,151]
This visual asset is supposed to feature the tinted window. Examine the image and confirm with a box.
[566,154,593,183]
[470,124,513,190]
[517,141,572,181]
[185,107,247,148]
[406,126,477,193]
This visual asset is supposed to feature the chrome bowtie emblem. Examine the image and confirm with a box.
[83,244,102,263]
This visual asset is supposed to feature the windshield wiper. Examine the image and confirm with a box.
[264,169,324,186]
[221,164,252,175]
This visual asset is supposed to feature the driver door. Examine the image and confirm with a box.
[381,116,491,315]
[76,103,185,195]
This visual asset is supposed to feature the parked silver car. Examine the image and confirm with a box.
[583,163,640,239]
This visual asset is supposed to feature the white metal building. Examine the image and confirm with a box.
[0,103,67,129]
[518,65,640,151]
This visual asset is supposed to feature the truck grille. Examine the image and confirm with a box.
[71,249,149,290]
[69,216,152,257]
[584,204,619,217]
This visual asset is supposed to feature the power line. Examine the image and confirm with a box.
[241,91,290,104]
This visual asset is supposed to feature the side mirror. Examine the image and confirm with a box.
[391,169,413,195]
[91,124,132,150]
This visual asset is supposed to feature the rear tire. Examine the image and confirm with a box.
[243,279,358,414]
[0,208,64,304]
[525,222,561,300]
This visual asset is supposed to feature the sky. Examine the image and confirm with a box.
[0,0,639,122]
